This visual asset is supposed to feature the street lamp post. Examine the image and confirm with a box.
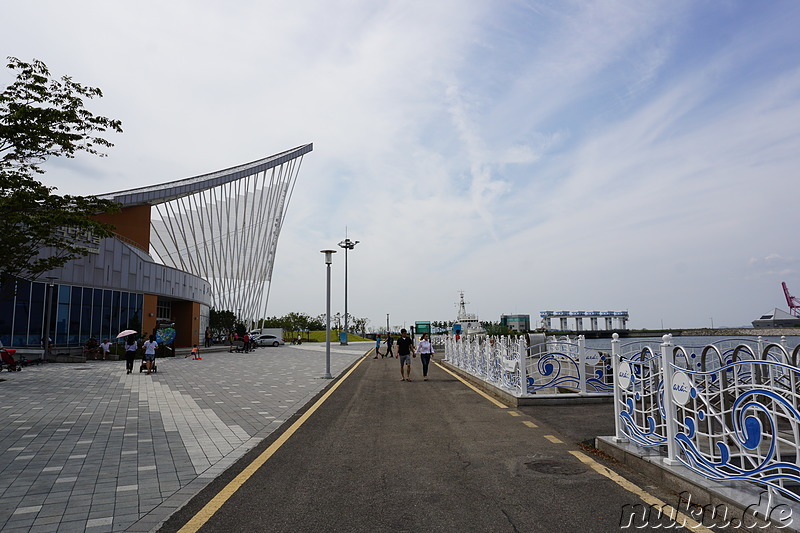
[321,249,337,379]
[338,237,359,345]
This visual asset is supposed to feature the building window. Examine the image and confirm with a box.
[157,299,172,321]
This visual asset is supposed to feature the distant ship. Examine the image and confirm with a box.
[453,291,485,335]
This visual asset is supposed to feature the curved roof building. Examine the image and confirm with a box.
[0,144,311,351]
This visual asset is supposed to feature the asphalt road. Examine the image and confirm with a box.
[160,352,728,533]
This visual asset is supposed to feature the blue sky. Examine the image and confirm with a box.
[3,1,800,331]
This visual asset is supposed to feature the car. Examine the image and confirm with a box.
[253,334,285,347]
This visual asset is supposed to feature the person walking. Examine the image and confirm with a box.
[142,335,159,374]
[418,333,434,381]
[396,328,416,381]
[124,337,138,374]
[385,334,394,359]
[373,335,381,359]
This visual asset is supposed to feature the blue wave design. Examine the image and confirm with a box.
[618,397,667,447]
[587,376,613,393]
[675,388,800,501]
[526,352,581,392]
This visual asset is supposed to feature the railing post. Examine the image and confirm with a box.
[661,334,680,465]
[519,336,527,397]
[611,333,627,442]
[578,335,587,395]
[758,336,764,359]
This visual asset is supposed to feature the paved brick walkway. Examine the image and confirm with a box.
[0,342,368,532]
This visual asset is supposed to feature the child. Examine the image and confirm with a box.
[190,344,202,360]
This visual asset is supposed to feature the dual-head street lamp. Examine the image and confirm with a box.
[337,237,359,345]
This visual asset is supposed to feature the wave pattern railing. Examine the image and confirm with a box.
[612,334,800,501]
[444,335,613,397]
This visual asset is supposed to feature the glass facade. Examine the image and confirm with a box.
[0,279,143,348]
[500,314,531,332]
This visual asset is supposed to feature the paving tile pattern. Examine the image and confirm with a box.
[0,343,366,532]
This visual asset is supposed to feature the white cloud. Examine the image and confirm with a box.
[3,0,800,330]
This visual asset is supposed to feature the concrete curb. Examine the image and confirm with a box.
[597,436,800,532]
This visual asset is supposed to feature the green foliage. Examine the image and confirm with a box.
[0,57,122,286]
[209,308,236,335]
[481,321,513,336]
[257,312,325,332]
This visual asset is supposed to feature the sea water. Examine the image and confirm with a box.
[583,335,800,351]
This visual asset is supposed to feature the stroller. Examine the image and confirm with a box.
[1,349,20,372]
[139,353,158,373]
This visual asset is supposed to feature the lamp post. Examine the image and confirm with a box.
[338,237,359,345]
[321,249,337,378]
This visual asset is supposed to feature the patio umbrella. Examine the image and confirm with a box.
[116,329,137,338]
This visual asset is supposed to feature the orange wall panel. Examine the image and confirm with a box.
[94,205,152,251]
[142,294,158,339]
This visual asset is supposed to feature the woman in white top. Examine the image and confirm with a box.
[142,335,159,374]
[418,333,434,381]
[124,338,138,374]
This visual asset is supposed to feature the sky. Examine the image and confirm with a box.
[3,1,800,331]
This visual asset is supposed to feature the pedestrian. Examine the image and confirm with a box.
[99,338,111,361]
[142,335,159,374]
[418,333,434,381]
[373,334,381,359]
[84,336,99,359]
[124,337,138,374]
[396,328,416,381]
[243,332,250,353]
[385,334,394,359]
[190,344,202,360]
[204,327,212,348]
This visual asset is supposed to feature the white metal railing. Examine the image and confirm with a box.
[612,333,800,501]
[444,334,613,397]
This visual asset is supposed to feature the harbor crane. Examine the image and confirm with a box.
[783,282,800,317]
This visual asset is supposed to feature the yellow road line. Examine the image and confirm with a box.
[434,362,508,409]
[522,420,538,428]
[544,435,563,444]
[507,411,521,417]
[178,356,368,533]
[569,451,714,533]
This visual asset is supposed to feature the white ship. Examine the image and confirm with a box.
[454,291,485,335]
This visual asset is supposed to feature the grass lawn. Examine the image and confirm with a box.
[289,331,370,343]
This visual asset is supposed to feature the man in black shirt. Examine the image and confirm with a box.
[396,328,416,381]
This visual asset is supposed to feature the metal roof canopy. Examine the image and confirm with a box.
[99,143,313,207]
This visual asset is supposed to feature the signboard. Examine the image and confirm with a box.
[415,321,431,334]
[156,327,176,344]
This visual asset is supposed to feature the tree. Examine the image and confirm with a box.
[308,315,324,331]
[209,308,236,336]
[0,57,123,287]
[352,316,369,336]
